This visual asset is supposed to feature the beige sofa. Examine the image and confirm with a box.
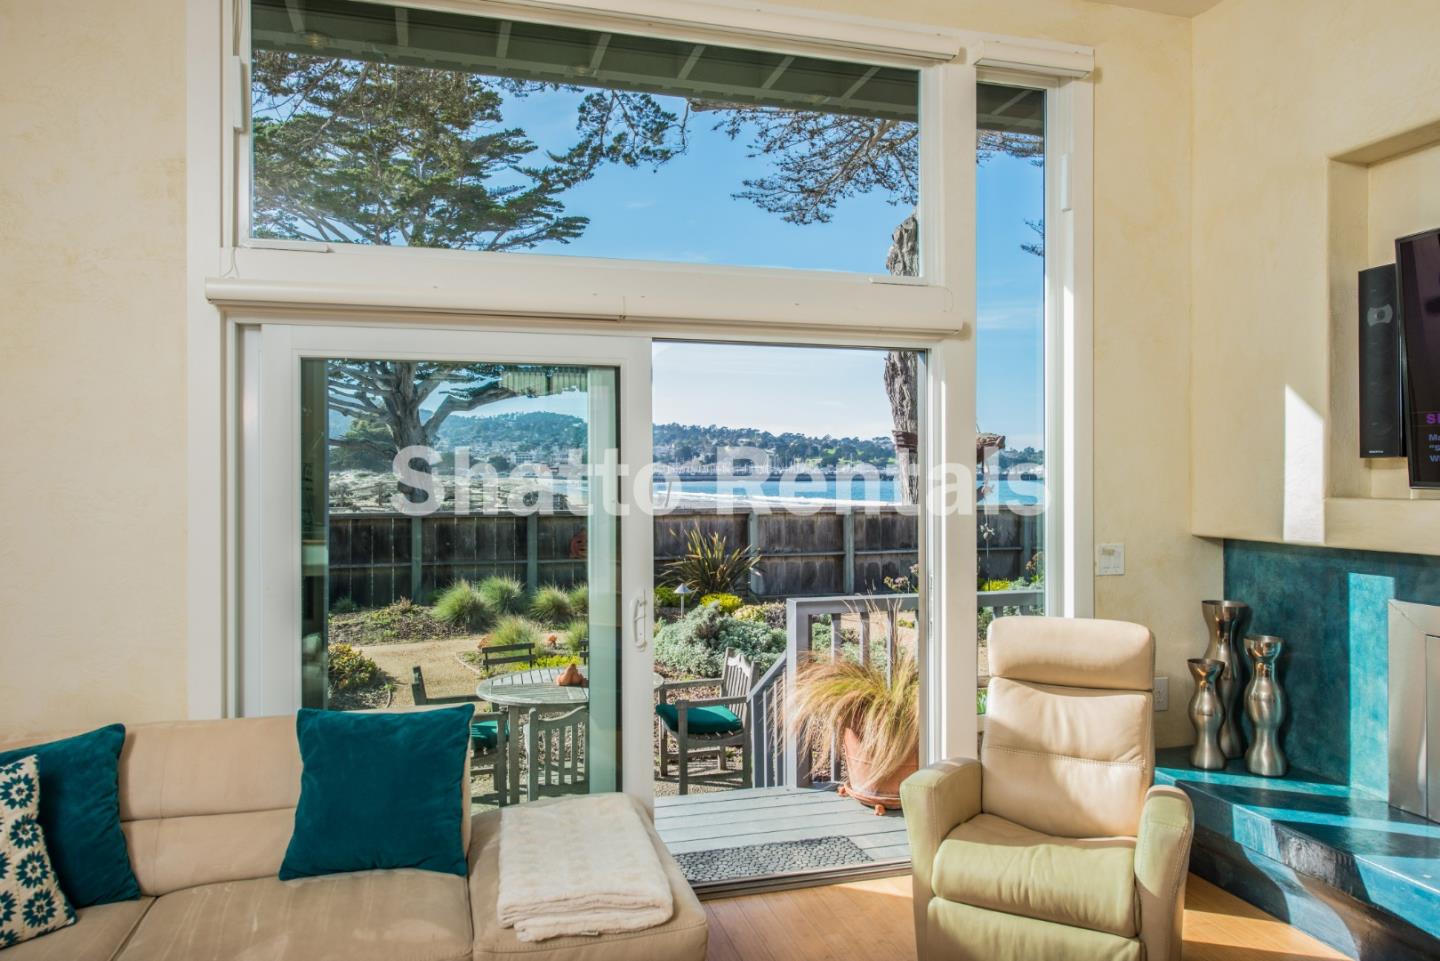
[0,716,708,961]
[901,616,1194,961]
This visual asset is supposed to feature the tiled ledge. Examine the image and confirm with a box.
[1156,747,1440,955]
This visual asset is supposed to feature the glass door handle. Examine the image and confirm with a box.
[631,593,649,650]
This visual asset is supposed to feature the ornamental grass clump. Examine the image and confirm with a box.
[433,580,497,632]
[488,615,545,650]
[789,654,919,788]
[478,576,527,615]
[530,585,574,626]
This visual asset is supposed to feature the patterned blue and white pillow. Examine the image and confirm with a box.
[0,756,75,948]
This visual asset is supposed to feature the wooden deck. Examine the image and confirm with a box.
[653,786,909,863]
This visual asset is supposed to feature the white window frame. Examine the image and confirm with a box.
[186,0,1095,773]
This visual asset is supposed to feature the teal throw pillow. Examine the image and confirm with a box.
[0,725,137,907]
[279,706,472,881]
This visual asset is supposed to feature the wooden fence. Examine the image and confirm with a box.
[327,506,1041,607]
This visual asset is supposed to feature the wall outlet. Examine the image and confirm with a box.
[1096,543,1125,576]
[1153,675,1169,712]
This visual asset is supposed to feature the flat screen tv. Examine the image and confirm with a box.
[1396,227,1440,488]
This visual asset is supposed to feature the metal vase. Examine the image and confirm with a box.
[1201,599,1251,758]
[1244,635,1288,777]
[1186,658,1227,770]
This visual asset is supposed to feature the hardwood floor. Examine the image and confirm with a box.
[703,873,1349,961]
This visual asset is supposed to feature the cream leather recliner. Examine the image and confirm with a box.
[901,616,1193,961]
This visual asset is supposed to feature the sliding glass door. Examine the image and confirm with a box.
[245,325,653,802]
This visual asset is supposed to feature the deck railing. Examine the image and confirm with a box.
[744,587,1044,790]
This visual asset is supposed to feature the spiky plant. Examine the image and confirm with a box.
[788,654,919,787]
[562,619,589,654]
[488,615,544,650]
[477,576,527,615]
[664,527,759,596]
[433,580,496,632]
[567,584,588,617]
[530,585,574,626]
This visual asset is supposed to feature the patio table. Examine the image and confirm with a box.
[475,666,663,805]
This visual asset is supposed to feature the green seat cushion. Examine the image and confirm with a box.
[654,703,743,736]
[0,725,138,908]
[469,719,508,750]
[932,813,1138,938]
[279,706,472,881]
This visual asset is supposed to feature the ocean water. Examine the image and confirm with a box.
[654,476,1044,506]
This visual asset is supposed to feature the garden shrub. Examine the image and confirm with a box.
[653,604,785,678]
[663,527,758,595]
[478,576,527,615]
[733,602,785,628]
[327,643,380,692]
[811,619,859,648]
[699,592,744,615]
[330,596,359,614]
[654,584,682,608]
[488,615,545,650]
[562,619,589,654]
[568,584,588,617]
[434,580,497,632]
[530,585,574,625]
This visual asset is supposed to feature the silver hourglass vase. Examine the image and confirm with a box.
[1186,658,1227,770]
[1201,599,1251,758]
[1244,635,1287,777]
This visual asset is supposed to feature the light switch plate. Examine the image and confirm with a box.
[1096,543,1125,576]
[1153,676,1169,712]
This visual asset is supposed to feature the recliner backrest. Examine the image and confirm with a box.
[980,616,1155,839]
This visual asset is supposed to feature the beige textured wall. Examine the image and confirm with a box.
[0,0,1219,746]
[1190,0,1440,553]
[0,0,189,734]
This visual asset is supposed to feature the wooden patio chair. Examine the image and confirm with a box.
[410,665,508,805]
[655,648,755,794]
[525,706,587,800]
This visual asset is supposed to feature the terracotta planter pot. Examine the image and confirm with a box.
[837,727,919,815]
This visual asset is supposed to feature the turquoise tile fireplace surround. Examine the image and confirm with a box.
[1161,539,1440,960]
[1222,538,1440,795]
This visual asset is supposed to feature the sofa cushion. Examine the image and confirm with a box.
[468,802,708,961]
[932,813,1138,938]
[1,898,152,961]
[118,717,302,897]
[280,706,472,880]
[0,726,138,907]
[654,704,742,736]
[115,870,472,961]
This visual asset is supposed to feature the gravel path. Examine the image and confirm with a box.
[354,637,481,706]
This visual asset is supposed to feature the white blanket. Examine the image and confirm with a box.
[497,794,675,942]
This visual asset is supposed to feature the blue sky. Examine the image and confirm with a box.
[486,86,1047,449]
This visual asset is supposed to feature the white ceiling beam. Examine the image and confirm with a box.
[588,33,611,73]
[284,0,305,34]
[760,56,794,90]
[677,44,705,80]
[394,8,409,47]
[496,21,512,59]
[833,65,879,105]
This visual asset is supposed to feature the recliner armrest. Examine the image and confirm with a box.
[900,758,982,901]
[1134,785,1193,961]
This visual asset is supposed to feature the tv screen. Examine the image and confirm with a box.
[1396,227,1440,488]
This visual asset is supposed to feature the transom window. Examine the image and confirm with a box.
[248,0,921,274]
